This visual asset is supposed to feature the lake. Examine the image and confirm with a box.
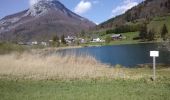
[57,43,170,67]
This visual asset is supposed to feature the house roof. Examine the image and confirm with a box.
[111,34,121,38]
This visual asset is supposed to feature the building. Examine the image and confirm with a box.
[91,38,105,43]
[111,34,123,40]
[41,42,47,46]
[79,38,86,43]
[31,41,38,45]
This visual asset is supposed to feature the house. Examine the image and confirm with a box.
[49,40,53,42]
[31,41,38,45]
[79,38,86,43]
[65,36,76,43]
[111,34,123,40]
[18,42,26,45]
[91,38,105,43]
[26,41,38,45]
[41,42,47,46]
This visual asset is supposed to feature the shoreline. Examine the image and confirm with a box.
[81,41,164,47]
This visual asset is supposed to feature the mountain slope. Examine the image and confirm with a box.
[0,0,95,42]
[97,0,170,29]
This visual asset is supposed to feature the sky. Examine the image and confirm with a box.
[0,0,144,24]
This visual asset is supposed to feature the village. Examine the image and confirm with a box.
[17,33,126,46]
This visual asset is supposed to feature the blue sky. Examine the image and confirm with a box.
[0,0,144,24]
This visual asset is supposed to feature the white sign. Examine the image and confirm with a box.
[150,51,159,57]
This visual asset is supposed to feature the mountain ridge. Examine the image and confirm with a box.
[97,0,170,30]
[0,0,95,42]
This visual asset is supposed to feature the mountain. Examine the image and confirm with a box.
[97,0,170,29]
[0,0,95,42]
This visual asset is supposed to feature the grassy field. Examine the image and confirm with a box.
[0,77,170,100]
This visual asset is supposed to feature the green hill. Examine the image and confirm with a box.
[148,15,170,34]
[97,0,170,30]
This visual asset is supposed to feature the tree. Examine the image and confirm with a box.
[52,35,60,47]
[161,24,168,41]
[105,36,112,44]
[61,35,66,44]
[148,29,155,41]
[80,30,85,37]
[53,35,59,42]
[139,24,148,40]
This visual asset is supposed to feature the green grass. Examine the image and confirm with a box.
[0,78,170,100]
[148,15,170,35]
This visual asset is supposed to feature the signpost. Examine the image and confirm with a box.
[150,51,159,81]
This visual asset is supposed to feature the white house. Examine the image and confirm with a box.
[65,36,75,43]
[31,41,38,45]
[41,42,47,46]
[91,38,105,43]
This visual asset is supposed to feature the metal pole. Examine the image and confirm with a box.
[153,57,156,81]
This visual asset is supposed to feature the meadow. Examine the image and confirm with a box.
[0,78,170,100]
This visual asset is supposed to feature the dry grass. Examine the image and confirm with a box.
[0,51,131,80]
[0,49,167,80]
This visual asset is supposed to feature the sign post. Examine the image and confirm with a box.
[150,51,159,81]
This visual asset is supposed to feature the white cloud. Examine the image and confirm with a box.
[111,0,138,17]
[74,0,92,15]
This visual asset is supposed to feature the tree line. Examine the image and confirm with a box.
[106,24,141,34]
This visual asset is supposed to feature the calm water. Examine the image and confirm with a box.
[57,43,170,67]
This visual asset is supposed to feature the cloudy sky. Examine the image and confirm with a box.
[0,0,144,24]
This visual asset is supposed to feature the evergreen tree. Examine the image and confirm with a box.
[148,29,155,41]
[80,30,85,37]
[52,35,60,47]
[53,35,59,42]
[161,24,168,41]
[139,24,148,40]
[61,35,66,44]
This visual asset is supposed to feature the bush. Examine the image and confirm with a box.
[133,37,141,40]
[0,42,25,54]
[105,36,112,44]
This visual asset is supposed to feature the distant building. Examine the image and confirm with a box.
[41,42,47,46]
[111,34,123,40]
[31,41,38,45]
[49,40,53,42]
[91,38,105,43]
[65,36,76,43]
[79,38,86,43]
[18,42,25,45]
